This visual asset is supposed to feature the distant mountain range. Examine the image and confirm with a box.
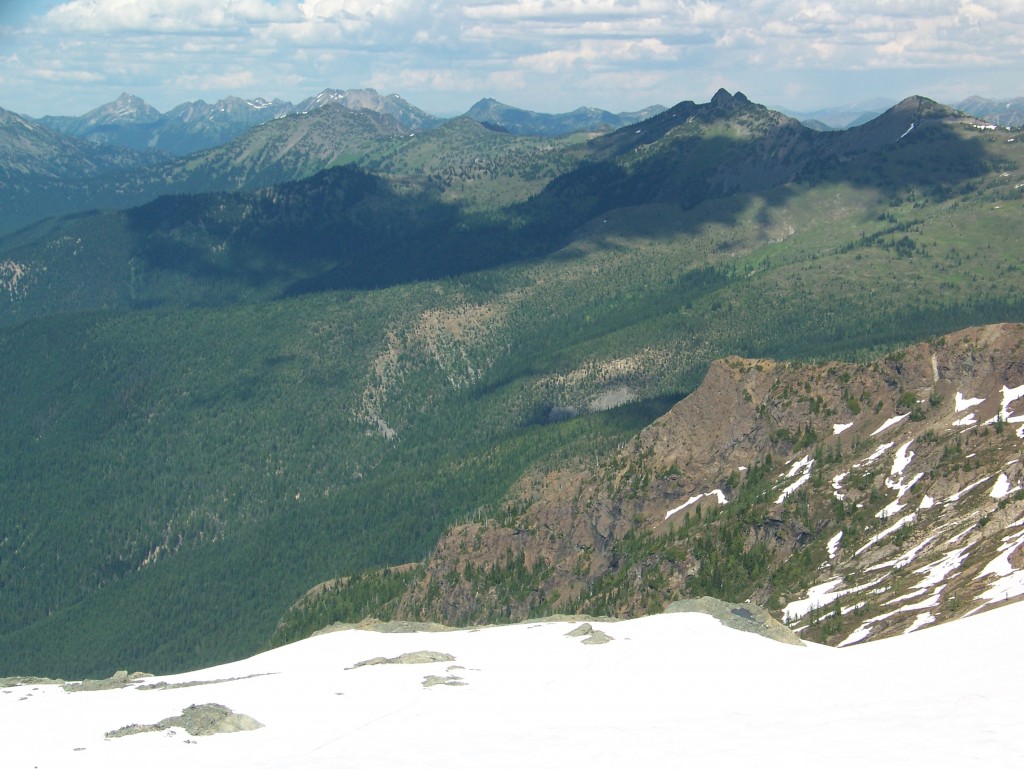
[955,96,1024,128]
[26,89,1024,157]
[28,89,668,157]
[777,97,897,130]
[464,98,666,136]
[38,92,293,156]
[780,95,1024,130]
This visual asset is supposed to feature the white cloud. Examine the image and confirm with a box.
[42,0,297,33]
[173,69,261,92]
[1,0,1023,116]
[516,37,675,74]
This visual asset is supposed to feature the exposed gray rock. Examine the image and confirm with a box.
[565,623,593,637]
[63,670,152,692]
[350,650,456,669]
[315,618,456,637]
[666,597,804,646]
[422,675,467,688]
[565,622,614,644]
[105,703,263,738]
[137,673,274,691]
[0,676,65,687]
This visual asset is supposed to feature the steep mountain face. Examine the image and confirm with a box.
[0,107,159,235]
[464,98,665,136]
[0,106,150,180]
[292,324,1024,646]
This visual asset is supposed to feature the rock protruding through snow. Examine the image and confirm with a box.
[666,597,803,646]
[105,703,264,738]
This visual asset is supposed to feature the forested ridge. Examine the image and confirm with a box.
[1,91,1023,676]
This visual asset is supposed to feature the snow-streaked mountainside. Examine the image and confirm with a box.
[362,324,1024,643]
[4,603,1022,768]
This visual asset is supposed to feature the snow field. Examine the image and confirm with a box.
[7,603,1024,768]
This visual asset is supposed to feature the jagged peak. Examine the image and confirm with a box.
[707,88,752,108]
[710,87,735,106]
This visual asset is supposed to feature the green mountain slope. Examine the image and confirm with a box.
[464,97,665,136]
[1,91,1023,678]
[0,102,583,238]
[300,323,1024,651]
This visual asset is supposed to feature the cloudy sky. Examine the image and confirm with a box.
[0,0,1021,118]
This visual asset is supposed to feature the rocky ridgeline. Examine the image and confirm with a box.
[311,323,1024,646]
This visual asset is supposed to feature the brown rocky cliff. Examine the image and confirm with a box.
[362,324,1024,643]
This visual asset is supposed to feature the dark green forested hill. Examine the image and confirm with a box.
[1,92,1023,677]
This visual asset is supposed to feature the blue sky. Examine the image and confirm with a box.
[1,1,1021,118]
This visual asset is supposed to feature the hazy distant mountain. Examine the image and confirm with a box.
[0,105,149,179]
[38,92,161,135]
[464,98,666,136]
[294,89,444,133]
[956,96,1024,128]
[0,96,577,235]
[0,106,158,234]
[779,97,897,130]
[37,92,294,155]
[34,88,440,156]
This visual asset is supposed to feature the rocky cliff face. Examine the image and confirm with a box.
[379,323,1024,645]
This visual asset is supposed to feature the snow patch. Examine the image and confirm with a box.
[871,413,910,436]
[1000,383,1024,423]
[913,547,971,589]
[889,440,915,478]
[855,512,917,556]
[945,475,993,504]
[664,489,727,520]
[832,472,848,501]
[878,473,923,519]
[782,576,884,622]
[955,392,985,412]
[775,473,810,504]
[838,624,873,646]
[833,422,853,435]
[785,454,814,478]
[978,529,1024,580]
[855,442,895,468]
[827,531,843,560]
[904,612,936,634]
[990,473,1021,500]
